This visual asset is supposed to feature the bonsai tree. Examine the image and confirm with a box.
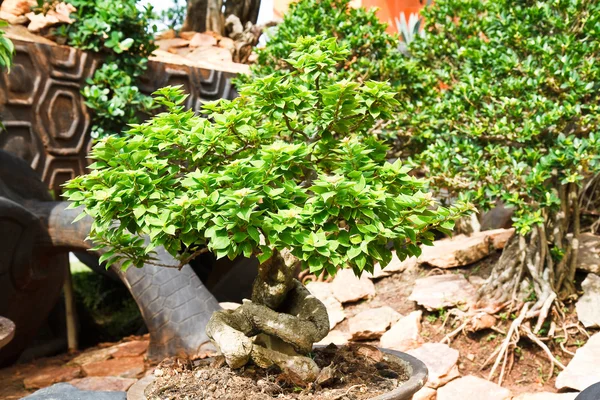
[397,0,600,327]
[64,37,469,380]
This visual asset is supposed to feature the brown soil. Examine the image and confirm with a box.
[145,344,410,400]
[350,250,594,397]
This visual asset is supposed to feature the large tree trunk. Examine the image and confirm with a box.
[477,184,580,332]
[182,0,261,35]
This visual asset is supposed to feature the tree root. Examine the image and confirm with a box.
[476,301,571,385]
[206,250,330,383]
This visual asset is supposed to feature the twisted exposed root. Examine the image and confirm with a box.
[206,271,330,383]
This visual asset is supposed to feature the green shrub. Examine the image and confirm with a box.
[65,37,470,278]
[401,0,600,302]
[0,21,14,71]
[240,0,421,89]
[54,0,157,137]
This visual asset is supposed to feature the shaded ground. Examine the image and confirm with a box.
[1,247,595,399]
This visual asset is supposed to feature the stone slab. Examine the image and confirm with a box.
[22,383,126,400]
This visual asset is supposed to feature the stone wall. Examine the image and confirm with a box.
[0,36,239,194]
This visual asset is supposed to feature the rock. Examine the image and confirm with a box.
[406,343,459,388]
[82,357,145,379]
[0,316,15,349]
[476,228,515,250]
[380,311,423,352]
[179,31,199,40]
[409,274,477,310]
[156,38,190,52]
[412,387,437,400]
[218,37,235,51]
[512,393,578,400]
[578,233,600,274]
[355,344,384,363]
[26,3,75,32]
[306,281,346,328]
[467,275,487,288]
[368,254,417,279]
[70,347,117,366]
[126,374,154,400]
[23,365,82,389]
[348,306,402,340]
[556,332,600,391]
[419,234,491,268]
[150,49,251,75]
[316,330,350,346]
[219,302,241,311]
[1,0,35,17]
[23,383,127,400]
[111,341,148,358]
[69,377,137,392]
[156,29,176,40]
[466,312,497,332]
[189,33,218,48]
[437,375,511,400]
[331,269,376,304]
[576,274,600,328]
[186,46,233,64]
[0,10,28,24]
[3,24,56,44]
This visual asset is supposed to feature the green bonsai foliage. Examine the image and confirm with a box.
[400,0,600,308]
[65,37,469,278]
[54,0,157,137]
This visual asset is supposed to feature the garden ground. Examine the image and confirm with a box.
[2,229,599,399]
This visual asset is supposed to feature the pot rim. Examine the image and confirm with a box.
[313,345,428,400]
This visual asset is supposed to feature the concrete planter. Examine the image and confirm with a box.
[0,30,240,194]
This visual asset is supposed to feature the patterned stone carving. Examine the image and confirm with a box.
[0,38,239,194]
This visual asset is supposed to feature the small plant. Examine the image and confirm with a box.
[0,21,14,71]
[65,37,469,381]
[52,0,158,137]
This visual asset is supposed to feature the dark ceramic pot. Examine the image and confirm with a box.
[313,345,428,400]
[132,346,429,400]
[371,348,428,400]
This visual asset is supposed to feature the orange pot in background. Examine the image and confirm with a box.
[272,0,427,33]
[361,0,426,33]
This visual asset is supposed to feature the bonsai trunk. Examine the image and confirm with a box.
[478,183,580,332]
[206,249,330,382]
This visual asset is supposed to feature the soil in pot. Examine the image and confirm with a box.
[145,343,410,400]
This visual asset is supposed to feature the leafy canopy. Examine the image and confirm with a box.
[65,37,470,276]
[399,0,600,234]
